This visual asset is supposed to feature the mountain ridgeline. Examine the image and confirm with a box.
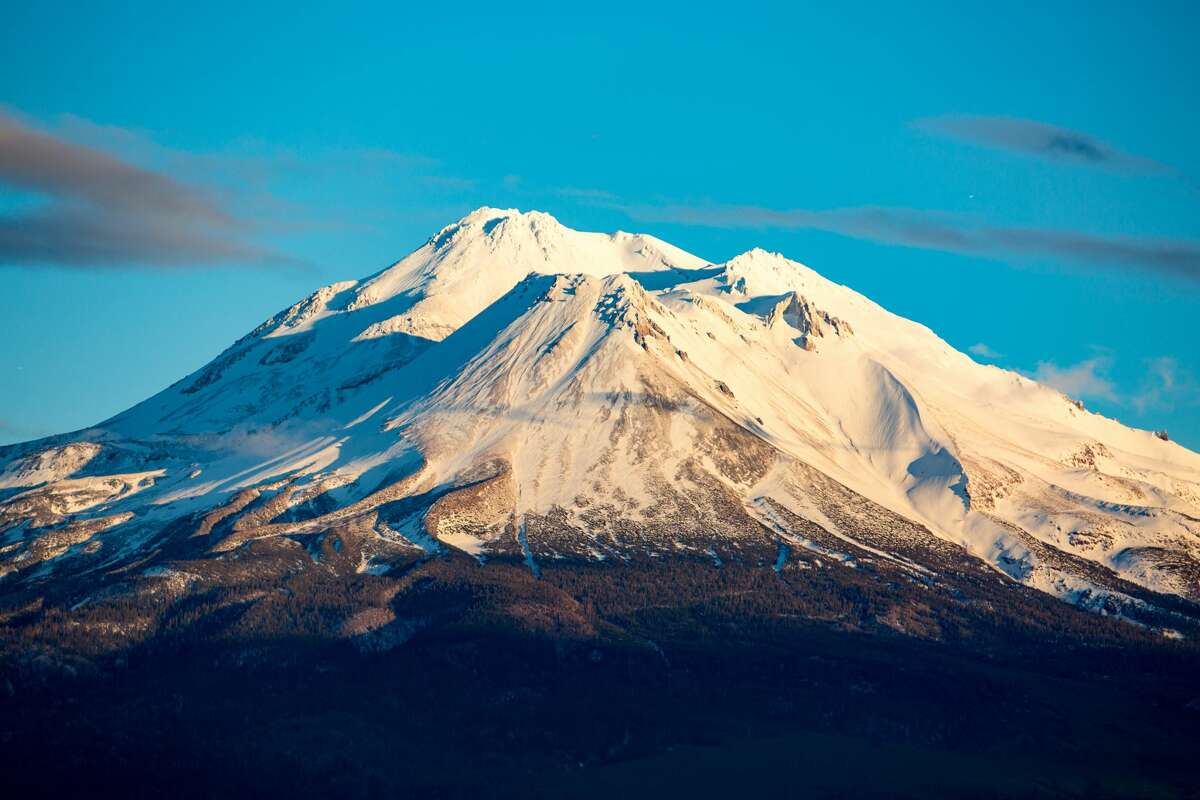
[2,208,1199,798]
[3,207,1197,615]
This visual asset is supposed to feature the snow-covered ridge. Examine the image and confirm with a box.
[1,207,1198,618]
[341,207,706,340]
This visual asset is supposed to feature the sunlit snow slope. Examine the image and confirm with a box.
[2,208,1198,619]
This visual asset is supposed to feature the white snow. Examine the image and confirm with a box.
[5,207,1199,610]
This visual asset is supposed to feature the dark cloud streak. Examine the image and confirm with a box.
[0,112,297,269]
[0,204,289,267]
[618,203,1200,279]
[914,114,1170,173]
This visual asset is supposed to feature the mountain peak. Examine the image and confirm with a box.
[5,206,1199,628]
[455,205,555,224]
[441,206,565,241]
[458,205,522,222]
[340,208,706,342]
[8,202,1200,794]
[724,247,820,285]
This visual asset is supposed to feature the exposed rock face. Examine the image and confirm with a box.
[1066,442,1114,469]
[423,460,515,555]
[764,292,853,351]
[0,443,102,489]
[1,207,1198,633]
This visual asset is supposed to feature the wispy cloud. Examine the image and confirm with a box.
[1031,356,1118,402]
[0,416,51,442]
[1022,353,1199,433]
[418,175,477,191]
[551,186,618,201]
[617,203,1200,280]
[0,110,299,269]
[1131,356,1200,415]
[914,114,1170,173]
[0,108,456,269]
[968,342,1002,359]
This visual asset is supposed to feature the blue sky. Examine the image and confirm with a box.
[1,1,1198,447]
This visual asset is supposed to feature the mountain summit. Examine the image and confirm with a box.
[2,208,1198,626]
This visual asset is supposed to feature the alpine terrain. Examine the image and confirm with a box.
[3,208,1199,798]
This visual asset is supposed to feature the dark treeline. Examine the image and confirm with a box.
[2,548,1199,798]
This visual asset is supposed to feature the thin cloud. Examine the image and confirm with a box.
[0,111,298,269]
[0,112,231,223]
[0,416,51,442]
[1031,356,1117,402]
[914,114,1170,173]
[418,175,478,191]
[0,204,288,266]
[968,342,1002,359]
[355,148,437,170]
[552,186,618,201]
[1131,356,1200,415]
[617,203,1200,280]
[1026,354,1199,432]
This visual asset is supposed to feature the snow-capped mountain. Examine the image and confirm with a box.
[3,207,1199,620]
